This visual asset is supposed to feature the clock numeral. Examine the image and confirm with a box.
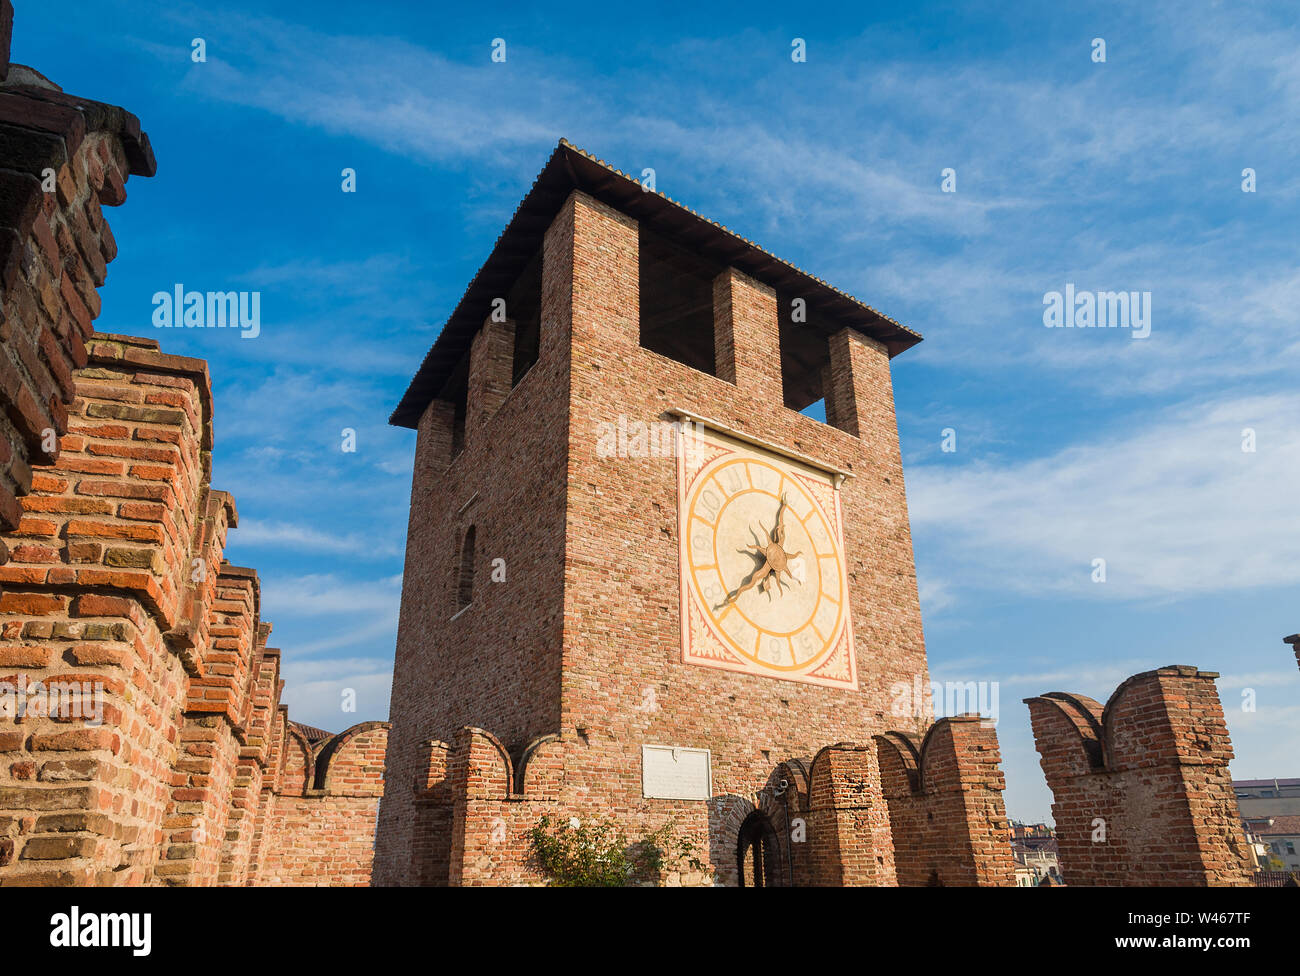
[700,489,721,518]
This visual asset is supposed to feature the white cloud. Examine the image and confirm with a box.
[236,520,402,559]
[258,573,402,617]
[909,392,1300,598]
[278,667,393,732]
[290,618,403,659]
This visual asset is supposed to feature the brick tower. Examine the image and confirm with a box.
[375,141,1012,886]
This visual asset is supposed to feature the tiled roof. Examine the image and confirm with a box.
[289,721,332,743]
[1255,815,1300,836]
[390,139,922,428]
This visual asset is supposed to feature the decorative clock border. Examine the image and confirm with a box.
[673,415,859,690]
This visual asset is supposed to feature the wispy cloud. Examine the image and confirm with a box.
[258,573,402,614]
[235,520,402,559]
[909,392,1300,599]
[75,1,1299,820]
[278,666,393,733]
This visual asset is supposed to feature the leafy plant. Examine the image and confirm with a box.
[527,815,709,887]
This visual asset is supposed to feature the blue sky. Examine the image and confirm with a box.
[12,0,1298,822]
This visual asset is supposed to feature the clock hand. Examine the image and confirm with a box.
[715,500,800,609]
[717,562,773,609]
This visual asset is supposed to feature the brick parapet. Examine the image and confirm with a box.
[247,720,390,885]
[0,327,216,882]
[712,267,781,402]
[0,334,215,630]
[1025,666,1252,886]
[875,717,1015,886]
[802,742,897,886]
[0,327,389,885]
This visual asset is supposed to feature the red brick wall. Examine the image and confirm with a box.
[0,335,217,883]
[373,207,575,882]
[159,566,260,886]
[253,795,381,886]
[559,192,927,877]
[876,717,1015,886]
[0,331,389,885]
[223,635,276,885]
[801,743,897,886]
[1025,666,1252,886]
[251,722,388,886]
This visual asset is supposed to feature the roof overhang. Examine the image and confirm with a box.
[390,139,922,428]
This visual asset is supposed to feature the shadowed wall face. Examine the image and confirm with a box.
[0,2,157,576]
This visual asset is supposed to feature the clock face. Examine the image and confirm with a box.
[676,424,857,689]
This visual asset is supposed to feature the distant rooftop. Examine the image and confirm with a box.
[391,139,922,428]
[289,721,332,743]
[1250,815,1300,836]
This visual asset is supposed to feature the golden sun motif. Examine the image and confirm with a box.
[716,494,802,608]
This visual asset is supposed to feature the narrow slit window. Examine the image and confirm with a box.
[456,526,476,610]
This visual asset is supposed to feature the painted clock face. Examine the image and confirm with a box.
[676,424,857,689]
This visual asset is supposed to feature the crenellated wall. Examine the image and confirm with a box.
[799,742,897,886]
[875,716,1015,886]
[1025,666,1252,887]
[0,331,390,885]
[0,333,217,883]
[251,720,388,886]
[397,721,1018,887]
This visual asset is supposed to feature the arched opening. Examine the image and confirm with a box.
[457,526,476,610]
[736,811,782,887]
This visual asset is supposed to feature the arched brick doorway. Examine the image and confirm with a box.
[737,811,782,887]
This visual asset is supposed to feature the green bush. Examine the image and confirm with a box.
[526,815,708,887]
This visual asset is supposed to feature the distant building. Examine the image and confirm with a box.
[1234,778,1300,817]
[1009,821,1063,886]
[1246,815,1300,873]
[1008,821,1055,845]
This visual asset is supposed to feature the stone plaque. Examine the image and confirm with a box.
[642,745,712,800]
